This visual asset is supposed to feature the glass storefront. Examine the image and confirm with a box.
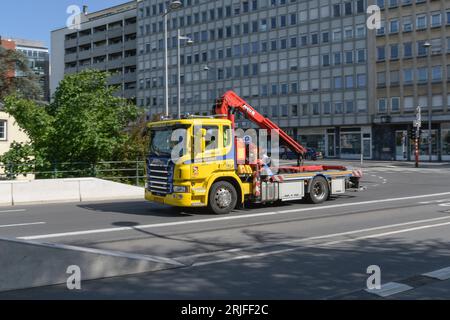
[299,134,325,154]
[442,129,450,161]
[340,129,361,159]
[395,130,409,160]
[417,130,438,161]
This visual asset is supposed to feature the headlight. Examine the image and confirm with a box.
[173,186,189,193]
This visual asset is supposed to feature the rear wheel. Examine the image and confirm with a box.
[306,176,329,204]
[208,181,238,215]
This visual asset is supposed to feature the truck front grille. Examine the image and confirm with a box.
[147,159,173,195]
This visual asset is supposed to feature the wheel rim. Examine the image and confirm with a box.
[215,188,232,209]
[312,181,327,200]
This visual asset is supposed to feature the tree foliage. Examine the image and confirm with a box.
[0,46,40,101]
[3,69,143,165]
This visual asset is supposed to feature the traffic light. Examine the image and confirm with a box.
[409,128,416,140]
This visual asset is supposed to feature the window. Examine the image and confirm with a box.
[390,44,399,59]
[357,100,367,112]
[378,99,387,113]
[333,30,342,41]
[335,102,343,114]
[403,42,413,58]
[377,46,385,60]
[344,2,352,15]
[323,102,331,114]
[290,37,297,48]
[322,54,330,66]
[334,76,343,89]
[280,15,287,27]
[390,19,399,33]
[404,96,414,111]
[416,15,427,30]
[377,72,386,86]
[431,13,441,28]
[357,74,367,87]
[357,49,366,62]
[333,4,341,17]
[356,0,365,13]
[390,70,400,85]
[322,32,329,43]
[0,120,6,140]
[291,105,298,117]
[432,66,442,81]
[403,68,413,84]
[290,13,297,25]
[345,75,354,88]
[432,95,443,109]
[391,97,400,112]
[334,52,342,65]
[345,51,353,64]
[417,67,428,82]
[403,16,412,32]
[345,101,354,113]
[377,0,385,9]
[389,0,398,8]
[417,41,427,56]
[377,20,385,35]
[311,33,318,45]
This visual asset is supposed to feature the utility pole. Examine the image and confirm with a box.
[414,106,422,168]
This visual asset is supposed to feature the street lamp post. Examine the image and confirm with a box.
[177,30,193,118]
[423,41,432,162]
[162,1,182,117]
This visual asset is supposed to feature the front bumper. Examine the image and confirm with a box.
[145,190,206,207]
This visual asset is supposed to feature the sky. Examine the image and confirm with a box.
[0,0,128,49]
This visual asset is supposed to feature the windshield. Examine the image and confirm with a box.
[149,126,188,157]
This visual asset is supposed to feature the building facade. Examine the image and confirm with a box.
[137,0,372,159]
[51,1,138,102]
[11,38,50,102]
[374,0,450,161]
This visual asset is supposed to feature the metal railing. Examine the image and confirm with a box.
[0,161,147,186]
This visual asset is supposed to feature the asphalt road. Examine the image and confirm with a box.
[1,163,450,299]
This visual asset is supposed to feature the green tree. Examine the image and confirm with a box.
[0,142,41,178]
[4,69,141,165]
[0,46,40,101]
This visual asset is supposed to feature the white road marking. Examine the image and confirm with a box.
[182,216,450,260]
[423,267,450,281]
[0,209,26,214]
[18,191,450,241]
[0,236,185,267]
[0,222,45,228]
[364,282,413,297]
[320,221,450,246]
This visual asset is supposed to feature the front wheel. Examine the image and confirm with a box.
[306,176,329,204]
[208,181,238,215]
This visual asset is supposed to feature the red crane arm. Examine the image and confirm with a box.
[214,90,307,155]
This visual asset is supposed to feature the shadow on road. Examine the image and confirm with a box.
[1,235,449,300]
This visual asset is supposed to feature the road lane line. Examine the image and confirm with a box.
[18,191,450,240]
[0,209,26,214]
[0,222,45,228]
[191,220,450,267]
[423,267,450,281]
[183,216,450,259]
[321,221,450,246]
[364,282,413,297]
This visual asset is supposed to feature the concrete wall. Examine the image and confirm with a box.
[0,237,183,292]
[0,178,144,206]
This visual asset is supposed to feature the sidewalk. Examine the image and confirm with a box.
[302,159,450,169]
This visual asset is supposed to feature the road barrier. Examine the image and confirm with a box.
[0,178,144,206]
[0,161,146,186]
[0,237,184,292]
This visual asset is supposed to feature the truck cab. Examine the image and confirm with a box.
[145,117,250,213]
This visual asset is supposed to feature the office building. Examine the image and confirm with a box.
[373,0,450,161]
[51,1,138,102]
[137,0,372,159]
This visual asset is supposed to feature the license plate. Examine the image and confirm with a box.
[153,196,165,203]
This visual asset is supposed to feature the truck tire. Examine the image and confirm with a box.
[306,176,329,204]
[208,181,238,215]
